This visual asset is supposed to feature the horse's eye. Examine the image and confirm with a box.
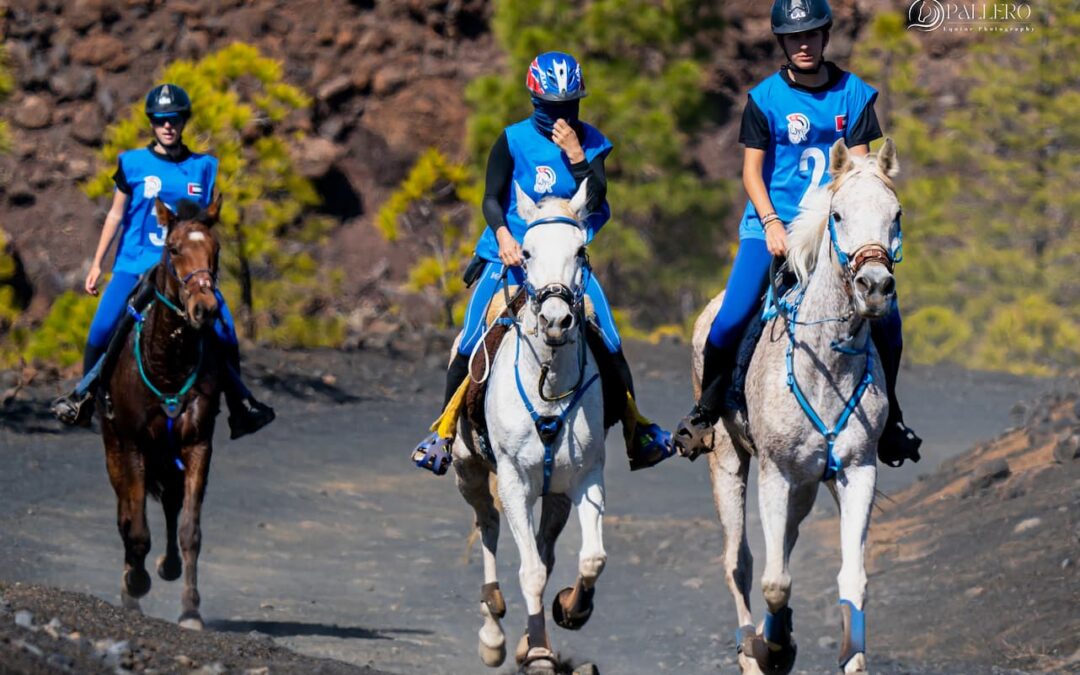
[576,246,587,258]
[832,212,842,223]
[168,245,180,256]
[522,249,532,260]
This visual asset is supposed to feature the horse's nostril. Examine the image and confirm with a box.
[881,277,896,295]
[558,315,573,330]
[855,277,872,294]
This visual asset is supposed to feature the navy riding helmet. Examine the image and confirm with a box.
[526,52,586,102]
[145,83,192,122]
[771,0,833,34]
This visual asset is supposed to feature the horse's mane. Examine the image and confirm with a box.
[786,156,894,286]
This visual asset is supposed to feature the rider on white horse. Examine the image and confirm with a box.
[412,51,675,475]
[675,0,921,468]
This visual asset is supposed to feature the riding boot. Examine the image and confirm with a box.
[444,352,471,408]
[871,322,922,467]
[222,344,275,440]
[50,342,107,426]
[696,340,733,427]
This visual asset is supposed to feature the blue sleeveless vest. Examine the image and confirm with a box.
[475,119,613,262]
[113,147,218,274]
[739,70,877,241]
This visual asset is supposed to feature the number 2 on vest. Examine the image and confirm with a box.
[798,147,827,207]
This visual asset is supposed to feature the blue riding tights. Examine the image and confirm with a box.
[76,271,246,398]
[458,260,622,356]
[704,238,903,409]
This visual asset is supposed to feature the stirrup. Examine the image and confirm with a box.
[411,432,452,475]
[673,406,716,461]
[878,420,922,468]
[50,391,94,428]
[228,398,276,440]
[628,422,675,471]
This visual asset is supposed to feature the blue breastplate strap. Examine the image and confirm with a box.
[130,299,204,471]
[512,328,599,495]
[784,303,873,482]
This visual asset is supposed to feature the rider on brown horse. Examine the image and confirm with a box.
[51,84,274,439]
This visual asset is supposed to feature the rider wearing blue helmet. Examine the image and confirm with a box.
[51,84,275,440]
[674,0,921,467]
[411,52,675,475]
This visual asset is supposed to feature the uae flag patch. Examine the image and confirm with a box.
[187,183,203,196]
[835,115,847,132]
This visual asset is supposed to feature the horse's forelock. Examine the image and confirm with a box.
[786,157,896,286]
[534,195,578,220]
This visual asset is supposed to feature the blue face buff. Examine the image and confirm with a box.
[530,96,580,139]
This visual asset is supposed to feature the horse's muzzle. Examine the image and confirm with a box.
[852,264,895,318]
[186,292,220,331]
[538,301,576,346]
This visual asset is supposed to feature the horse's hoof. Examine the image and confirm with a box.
[122,568,151,598]
[841,653,867,674]
[552,586,594,630]
[178,611,204,631]
[746,634,797,675]
[572,664,600,675]
[478,624,506,667]
[120,591,142,613]
[519,647,557,674]
[156,553,182,581]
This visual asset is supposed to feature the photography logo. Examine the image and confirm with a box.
[907,0,1033,32]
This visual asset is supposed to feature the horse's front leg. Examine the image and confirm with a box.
[106,435,152,612]
[835,462,876,674]
[497,465,554,673]
[553,464,605,632]
[747,465,815,675]
[455,456,507,667]
[178,440,211,630]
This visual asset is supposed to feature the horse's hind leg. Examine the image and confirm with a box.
[178,441,211,630]
[834,463,876,674]
[105,436,152,612]
[156,480,183,582]
[456,458,506,667]
[537,493,572,576]
[707,434,755,645]
[553,465,605,632]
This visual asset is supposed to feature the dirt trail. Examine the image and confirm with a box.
[0,341,1070,674]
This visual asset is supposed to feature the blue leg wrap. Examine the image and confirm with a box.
[839,599,866,667]
[763,606,793,645]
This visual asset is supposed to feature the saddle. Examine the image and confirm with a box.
[462,289,626,461]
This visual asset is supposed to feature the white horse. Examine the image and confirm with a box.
[453,181,608,674]
[689,139,902,674]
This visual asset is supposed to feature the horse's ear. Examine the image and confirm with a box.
[829,139,852,179]
[514,181,538,223]
[154,198,175,231]
[569,177,589,220]
[205,189,223,225]
[876,137,900,177]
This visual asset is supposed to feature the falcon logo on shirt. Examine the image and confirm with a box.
[187,183,203,196]
[835,114,847,133]
[534,166,557,194]
[786,113,811,144]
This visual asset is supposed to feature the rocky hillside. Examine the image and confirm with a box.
[0,0,971,321]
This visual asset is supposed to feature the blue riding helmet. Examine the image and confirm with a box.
[771,0,832,34]
[145,83,192,121]
[526,52,586,102]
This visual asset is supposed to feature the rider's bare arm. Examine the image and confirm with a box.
[86,190,129,295]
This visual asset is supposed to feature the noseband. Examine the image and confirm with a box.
[159,241,218,317]
[827,212,902,281]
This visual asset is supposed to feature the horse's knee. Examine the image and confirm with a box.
[762,572,791,613]
[579,552,606,584]
[836,565,867,602]
[519,563,547,599]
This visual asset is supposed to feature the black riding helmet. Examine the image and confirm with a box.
[144,83,192,121]
[771,0,832,34]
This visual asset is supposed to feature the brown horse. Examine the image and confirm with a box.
[101,194,223,629]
